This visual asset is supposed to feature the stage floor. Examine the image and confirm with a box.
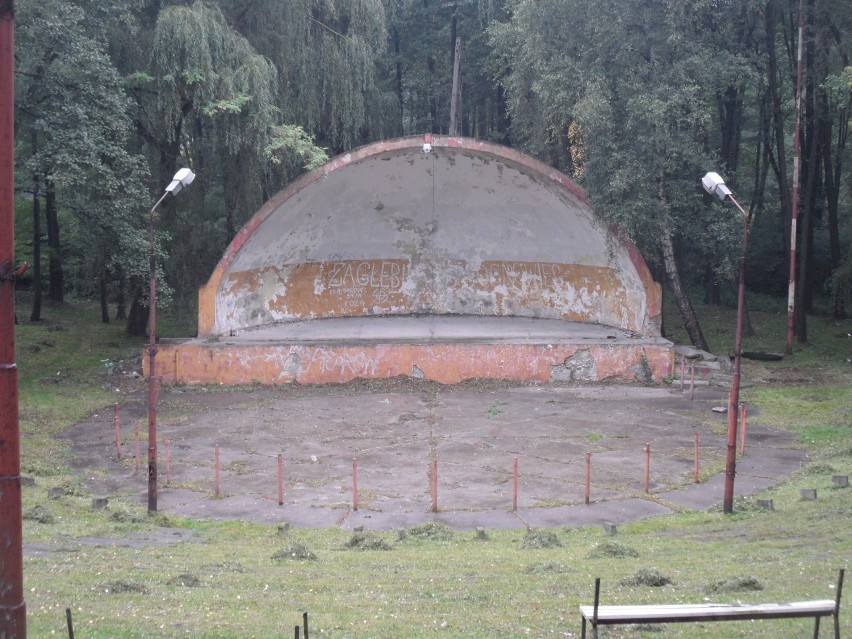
[150,316,674,385]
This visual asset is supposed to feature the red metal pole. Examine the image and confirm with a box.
[134,427,140,475]
[431,459,438,513]
[584,452,591,505]
[644,443,651,493]
[723,195,750,514]
[693,432,700,484]
[0,1,26,634]
[352,457,358,512]
[690,362,695,401]
[512,456,518,512]
[147,190,168,513]
[278,454,284,506]
[679,356,684,392]
[214,445,220,498]
[739,404,747,456]
[164,437,171,486]
[114,403,121,460]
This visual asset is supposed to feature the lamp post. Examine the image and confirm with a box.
[702,172,750,514]
[148,167,195,513]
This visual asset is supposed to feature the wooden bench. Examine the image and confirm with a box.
[580,569,844,639]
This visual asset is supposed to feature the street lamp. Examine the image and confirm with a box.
[147,167,195,513]
[702,171,750,515]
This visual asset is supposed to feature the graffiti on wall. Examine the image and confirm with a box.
[219,258,637,332]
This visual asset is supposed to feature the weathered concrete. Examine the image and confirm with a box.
[151,136,672,386]
[151,316,673,385]
[63,382,806,531]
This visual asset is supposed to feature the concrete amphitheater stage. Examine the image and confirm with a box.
[148,135,675,386]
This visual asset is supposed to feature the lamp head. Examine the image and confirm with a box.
[702,172,732,201]
[165,168,196,195]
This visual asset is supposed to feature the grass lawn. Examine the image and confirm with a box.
[12,294,852,638]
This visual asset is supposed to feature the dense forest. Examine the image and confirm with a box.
[12,0,852,349]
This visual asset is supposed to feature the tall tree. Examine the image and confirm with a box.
[15,0,151,319]
[492,0,766,350]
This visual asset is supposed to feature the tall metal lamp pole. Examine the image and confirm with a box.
[148,168,195,513]
[702,172,750,514]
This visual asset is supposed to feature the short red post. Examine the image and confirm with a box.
[134,427,140,475]
[278,454,284,506]
[644,443,651,493]
[584,452,591,505]
[113,403,121,459]
[679,356,685,392]
[693,432,700,484]
[214,445,220,498]
[739,404,747,455]
[352,457,358,512]
[512,456,518,511]
[164,437,171,486]
[431,458,438,513]
[690,362,695,401]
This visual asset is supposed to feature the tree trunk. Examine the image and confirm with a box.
[115,268,127,321]
[765,1,793,251]
[29,131,42,322]
[658,176,709,351]
[794,0,821,343]
[125,291,148,337]
[99,263,110,324]
[45,179,63,303]
[703,265,721,306]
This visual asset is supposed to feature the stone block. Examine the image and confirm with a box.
[800,488,817,501]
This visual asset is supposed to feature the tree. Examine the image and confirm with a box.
[492,0,773,350]
[126,1,328,333]
[15,0,151,321]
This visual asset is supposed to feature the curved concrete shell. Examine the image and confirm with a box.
[198,136,661,338]
[151,136,672,386]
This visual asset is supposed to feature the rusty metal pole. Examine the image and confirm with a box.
[723,195,750,514]
[147,190,168,512]
[693,432,700,484]
[512,456,518,511]
[352,457,358,512]
[0,1,27,635]
[584,452,591,505]
[644,443,651,493]
[114,403,121,459]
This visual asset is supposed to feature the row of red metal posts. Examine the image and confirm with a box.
[0,2,27,636]
[113,407,745,508]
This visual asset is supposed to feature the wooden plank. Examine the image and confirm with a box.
[579,600,836,624]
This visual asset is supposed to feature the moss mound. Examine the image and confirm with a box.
[272,544,318,561]
[621,568,672,587]
[522,528,561,549]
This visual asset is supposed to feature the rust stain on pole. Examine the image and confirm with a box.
[431,459,438,513]
[164,437,171,486]
[114,403,121,460]
[512,456,518,512]
[214,445,221,498]
[0,1,27,635]
[694,432,700,484]
[352,457,358,512]
[644,443,651,494]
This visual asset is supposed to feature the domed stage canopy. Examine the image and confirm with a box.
[151,135,673,385]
